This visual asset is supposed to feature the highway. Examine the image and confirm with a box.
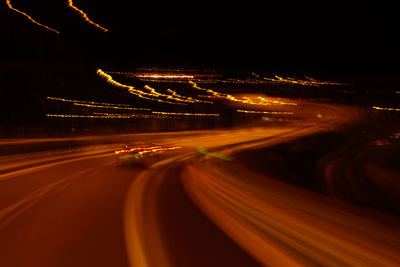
[0,99,399,267]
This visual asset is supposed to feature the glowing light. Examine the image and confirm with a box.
[72,103,150,110]
[136,74,195,79]
[46,114,130,119]
[47,96,131,107]
[67,0,108,32]
[151,111,219,117]
[189,81,297,106]
[372,106,400,112]
[96,69,185,105]
[166,89,213,104]
[115,145,182,155]
[6,0,59,34]
[46,113,166,119]
[261,75,350,86]
[236,110,294,115]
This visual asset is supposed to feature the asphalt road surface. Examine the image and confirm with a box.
[1,99,399,267]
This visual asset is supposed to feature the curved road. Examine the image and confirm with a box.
[0,100,399,266]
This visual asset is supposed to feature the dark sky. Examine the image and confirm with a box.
[2,0,400,73]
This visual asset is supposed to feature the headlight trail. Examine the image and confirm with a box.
[6,0,60,34]
[67,0,108,32]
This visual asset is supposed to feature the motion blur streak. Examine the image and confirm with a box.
[72,103,150,110]
[97,69,186,105]
[182,163,400,266]
[143,85,190,104]
[67,0,108,32]
[189,81,297,106]
[6,0,60,34]
[151,111,219,117]
[372,106,400,112]
[166,89,213,104]
[2,99,400,266]
[46,96,132,107]
[237,109,294,115]
[261,75,350,86]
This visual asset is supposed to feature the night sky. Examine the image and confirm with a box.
[2,0,399,72]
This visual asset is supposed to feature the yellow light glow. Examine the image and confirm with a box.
[372,106,400,112]
[72,103,150,110]
[47,96,151,110]
[96,69,186,105]
[46,96,130,107]
[189,81,297,106]
[6,0,60,34]
[137,74,195,79]
[151,111,219,117]
[166,89,213,104]
[46,113,166,119]
[115,145,182,155]
[67,0,108,32]
[236,110,294,115]
[261,75,349,86]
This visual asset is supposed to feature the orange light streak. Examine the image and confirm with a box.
[96,69,185,105]
[136,74,195,79]
[46,96,130,107]
[372,106,400,112]
[166,89,213,104]
[262,75,349,86]
[144,85,203,104]
[237,109,294,115]
[115,145,181,155]
[46,113,166,119]
[67,0,108,32]
[72,103,150,110]
[6,0,60,34]
[189,81,297,106]
[151,111,219,117]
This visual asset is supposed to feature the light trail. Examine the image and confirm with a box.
[189,81,297,106]
[115,145,182,155]
[237,110,294,115]
[67,0,108,32]
[261,74,350,86]
[166,89,213,104]
[6,0,60,34]
[144,85,204,104]
[46,96,130,107]
[137,74,195,79]
[72,103,150,111]
[46,113,166,119]
[151,111,219,117]
[96,69,186,105]
[372,106,400,112]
